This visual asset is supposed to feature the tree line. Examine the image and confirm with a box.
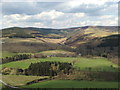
[2,54,31,64]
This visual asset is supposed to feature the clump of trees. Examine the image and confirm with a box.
[25,62,73,76]
[2,54,31,64]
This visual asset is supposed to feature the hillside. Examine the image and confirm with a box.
[2,26,118,45]
[1,26,118,53]
[2,27,71,39]
[2,27,37,38]
[64,26,118,47]
[1,26,119,89]
[2,26,118,39]
[77,34,119,47]
[76,34,119,65]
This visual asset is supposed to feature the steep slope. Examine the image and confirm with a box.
[64,26,118,47]
[1,27,74,53]
[2,26,118,46]
[76,34,119,57]
[75,34,119,65]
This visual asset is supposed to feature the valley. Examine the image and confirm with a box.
[0,26,119,89]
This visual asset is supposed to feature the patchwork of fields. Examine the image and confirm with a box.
[1,57,118,72]
[1,50,119,88]
[1,26,119,88]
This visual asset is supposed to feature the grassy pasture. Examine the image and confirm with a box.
[1,75,48,87]
[1,57,118,72]
[1,51,17,58]
[39,49,75,55]
[74,57,118,71]
[1,51,33,58]
[2,49,73,57]
[0,83,6,89]
[22,80,119,88]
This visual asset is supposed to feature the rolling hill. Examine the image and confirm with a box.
[2,27,70,39]
[1,26,119,55]
[64,26,118,47]
[1,26,118,44]
[2,27,37,38]
[75,34,119,65]
[1,26,119,89]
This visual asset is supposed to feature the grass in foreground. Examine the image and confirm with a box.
[0,83,6,89]
[1,75,48,87]
[22,80,119,88]
[1,57,118,72]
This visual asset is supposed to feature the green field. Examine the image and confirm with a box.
[0,83,6,89]
[1,57,118,72]
[0,83,3,89]
[1,75,48,86]
[1,51,34,59]
[39,49,75,55]
[1,49,73,59]
[22,80,119,88]
[1,51,17,58]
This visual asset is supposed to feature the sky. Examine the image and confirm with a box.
[0,0,119,29]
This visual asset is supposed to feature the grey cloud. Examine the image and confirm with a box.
[2,1,118,28]
[2,1,118,17]
[2,2,61,15]
[59,2,118,16]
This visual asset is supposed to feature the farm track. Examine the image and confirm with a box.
[0,80,20,89]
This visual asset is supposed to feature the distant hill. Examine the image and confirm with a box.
[2,26,118,39]
[2,27,71,38]
[2,27,37,38]
[24,27,67,35]
[64,26,118,47]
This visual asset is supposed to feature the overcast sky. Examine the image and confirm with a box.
[1,0,119,29]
